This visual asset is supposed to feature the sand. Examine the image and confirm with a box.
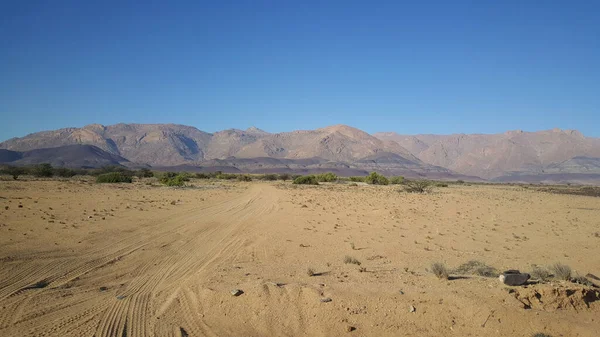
[1,178,599,337]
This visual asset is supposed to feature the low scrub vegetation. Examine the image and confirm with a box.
[293,175,319,185]
[453,260,498,277]
[96,172,132,183]
[389,176,404,184]
[136,168,154,178]
[365,172,389,185]
[258,173,278,181]
[530,265,551,282]
[237,175,252,182]
[160,172,189,187]
[315,172,338,182]
[550,263,572,281]
[32,163,54,177]
[348,176,365,182]
[0,166,26,180]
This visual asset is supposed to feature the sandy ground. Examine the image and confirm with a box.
[1,178,599,337]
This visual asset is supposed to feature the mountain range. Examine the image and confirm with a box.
[1,123,600,183]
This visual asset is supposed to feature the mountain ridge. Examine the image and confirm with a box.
[1,123,599,183]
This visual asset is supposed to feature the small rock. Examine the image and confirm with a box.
[230,289,244,296]
[88,216,92,219]
[99,286,108,292]
[4,206,8,210]
[499,270,530,286]
[116,295,126,300]
[320,297,332,303]
[18,205,23,208]
[346,326,356,332]
[399,290,405,295]
[409,305,416,313]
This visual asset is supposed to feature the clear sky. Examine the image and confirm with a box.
[1,1,599,141]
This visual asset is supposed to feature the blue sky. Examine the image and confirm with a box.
[1,1,599,141]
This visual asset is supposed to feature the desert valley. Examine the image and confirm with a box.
[1,160,599,336]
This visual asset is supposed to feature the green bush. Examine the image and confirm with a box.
[365,172,389,185]
[389,176,404,184]
[237,175,252,182]
[315,172,337,182]
[159,172,189,186]
[32,163,54,177]
[160,172,188,186]
[136,168,153,178]
[195,172,211,179]
[349,176,365,182]
[96,172,132,183]
[293,175,319,185]
[259,174,278,181]
[54,167,77,178]
[277,173,291,181]
[456,180,465,184]
[435,182,449,187]
[216,173,237,180]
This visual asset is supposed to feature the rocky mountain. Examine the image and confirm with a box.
[2,124,599,183]
[0,145,129,168]
[0,123,458,178]
[374,129,600,180]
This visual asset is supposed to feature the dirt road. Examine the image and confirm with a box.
[1,180,599,336]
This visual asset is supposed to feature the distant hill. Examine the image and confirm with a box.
[0,149,22,163]
[0,145,129,168]
[375,129,600,180]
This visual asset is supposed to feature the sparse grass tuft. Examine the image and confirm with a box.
[532,334,552,337]
[571,275,594,286]
[350,242,356,250]
[550,263,572,281]
[452,260,498,277]
[431,262,449,280]
[358,267,367,273]
[344,256,361,265]
[307,268,316,277]
[530,265,551,282]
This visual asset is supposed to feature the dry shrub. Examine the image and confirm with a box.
[344,256,361,265]
[431,262,449,280]
[550,263,572,281]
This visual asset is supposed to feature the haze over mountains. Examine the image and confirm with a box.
[1,123,600,183]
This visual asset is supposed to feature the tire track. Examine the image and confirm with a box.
[1,185,279,337]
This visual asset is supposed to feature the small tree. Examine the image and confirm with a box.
[2,166,25,180]
[136,168,153,178]
[365,172,389,185]
[278,173,291,181]
[389,176,404,184]
[404,180,432,193]
[32,163,54,177]
[54,167,77,178]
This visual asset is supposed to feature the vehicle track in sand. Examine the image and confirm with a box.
[0,185,278,337]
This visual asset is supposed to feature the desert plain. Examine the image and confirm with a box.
[0,178,599,337]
